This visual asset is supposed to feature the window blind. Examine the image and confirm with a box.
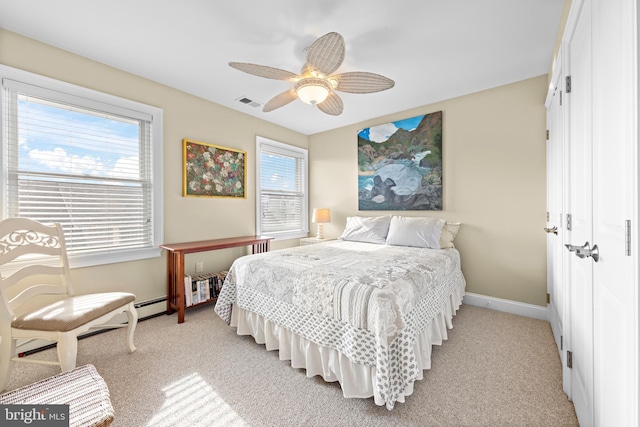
[257,138,308,238]
[3,82,154,255]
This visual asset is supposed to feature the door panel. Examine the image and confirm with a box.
[566,0,593,425]
[547,80,564,355]
[591,0,637,424]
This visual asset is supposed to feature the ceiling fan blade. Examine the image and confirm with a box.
[305,32,345,76]
[229,62,298,81]
[333,72,395,94]
[263,90,298,112]
[316,92,343,116]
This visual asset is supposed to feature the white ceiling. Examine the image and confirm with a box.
[0,0,564,135]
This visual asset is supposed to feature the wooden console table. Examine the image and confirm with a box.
[160,235,273,323]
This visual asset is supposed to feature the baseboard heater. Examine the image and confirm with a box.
[135,296,167,309]
[19,296,168,357]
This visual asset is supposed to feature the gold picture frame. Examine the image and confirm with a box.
[182,138,246,198]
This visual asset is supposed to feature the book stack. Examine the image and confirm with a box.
[182,270,228,307]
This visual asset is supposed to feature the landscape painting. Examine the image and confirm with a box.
[358,111,442,210]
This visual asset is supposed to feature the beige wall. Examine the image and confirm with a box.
[309,75,548,306]
[0,29,308,316]
[1,28,549,312]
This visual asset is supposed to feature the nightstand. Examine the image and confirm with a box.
[300,237,333,246]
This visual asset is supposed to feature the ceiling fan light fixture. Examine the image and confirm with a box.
[229,32,393,115]
[295,78,331,105]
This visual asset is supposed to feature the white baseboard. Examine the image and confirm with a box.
[462,292,548,321]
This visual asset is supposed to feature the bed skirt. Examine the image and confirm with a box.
[229,281,465,407]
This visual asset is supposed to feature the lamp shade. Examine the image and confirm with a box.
[312,208,331,223]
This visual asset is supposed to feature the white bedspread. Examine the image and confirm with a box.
[215,240,466,409]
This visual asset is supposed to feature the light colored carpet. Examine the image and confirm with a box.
[5,304,578,426]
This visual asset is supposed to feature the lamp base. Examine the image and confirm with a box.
[316,224,324,240]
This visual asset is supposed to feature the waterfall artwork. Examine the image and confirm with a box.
[357,111,442,210]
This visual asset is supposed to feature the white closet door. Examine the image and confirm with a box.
[591,0,637,424]
[547,73,572,396]
[565,0,594,424]
[563,0,638,425]
[546,77,564,356]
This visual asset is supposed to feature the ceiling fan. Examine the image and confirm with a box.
[229,32,395,116]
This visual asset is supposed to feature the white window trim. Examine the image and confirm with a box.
[256,136,308,241]
[0,65,163,268]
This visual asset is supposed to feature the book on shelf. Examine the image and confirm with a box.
[197,276,208,303]
[183,270,228,308]
[191,276,199,305]
[216,271,227,295]
[212,276,218,298]
[184,274,192,307]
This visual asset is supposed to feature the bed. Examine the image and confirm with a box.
[214,215,465,410]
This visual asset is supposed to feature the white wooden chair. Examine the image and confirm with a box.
[0,218,138,391]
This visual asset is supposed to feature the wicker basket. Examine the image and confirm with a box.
[0,364,114,427]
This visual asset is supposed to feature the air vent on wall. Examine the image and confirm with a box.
[236,96,262,108]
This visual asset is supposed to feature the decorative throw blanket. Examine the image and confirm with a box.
[215,240,465,409]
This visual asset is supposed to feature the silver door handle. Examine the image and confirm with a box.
[584,244,599,262]
[565,241,599,262]
[544,226,558,235]
[565,242,587,252]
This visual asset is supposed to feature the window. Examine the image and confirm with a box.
[0,65,163,267]
[256,136,308,240]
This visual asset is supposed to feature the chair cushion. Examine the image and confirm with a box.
[12,292,135,332]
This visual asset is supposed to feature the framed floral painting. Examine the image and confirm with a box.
[182,139,246,198]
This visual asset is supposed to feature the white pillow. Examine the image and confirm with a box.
[439,222,461,249]
[385,216,446,249]
[339,215,391,244]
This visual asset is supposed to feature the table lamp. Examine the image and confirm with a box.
[311,208,331,239]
